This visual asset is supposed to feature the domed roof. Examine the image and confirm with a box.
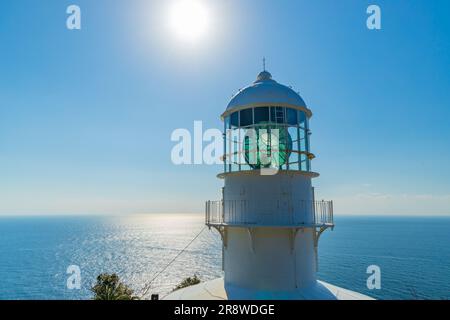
[225,71,308,112]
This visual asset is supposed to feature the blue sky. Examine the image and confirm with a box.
[1,0,449,215]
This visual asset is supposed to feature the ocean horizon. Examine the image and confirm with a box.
[0,214,449,300]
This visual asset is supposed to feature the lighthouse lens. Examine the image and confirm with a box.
[244,124,292,169]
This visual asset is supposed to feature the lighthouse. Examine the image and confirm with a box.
[166,70,372,300]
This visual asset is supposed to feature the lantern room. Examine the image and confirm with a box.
[221,70,315,174]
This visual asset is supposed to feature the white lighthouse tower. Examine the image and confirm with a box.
[166,70,372,300]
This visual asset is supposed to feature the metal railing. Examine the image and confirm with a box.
[205,199,333,227]
[313,200,334,226]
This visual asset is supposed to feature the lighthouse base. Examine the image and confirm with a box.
[164,277,373,300]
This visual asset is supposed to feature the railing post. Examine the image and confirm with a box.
[317,201,319,224]
[322,200,325,224]
[315,201,318,225]
[312,201,315,225]
[330,200,334,224]
[327,201,329,224]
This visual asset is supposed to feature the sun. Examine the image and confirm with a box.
[169,0,210,43]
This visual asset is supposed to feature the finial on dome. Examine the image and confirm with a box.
[255,58,274,82]
[255,70,273,82]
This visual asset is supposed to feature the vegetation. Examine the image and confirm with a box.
[91,273,139,300]
[173,275,201,291]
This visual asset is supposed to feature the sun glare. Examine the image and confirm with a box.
[169,0,210,43]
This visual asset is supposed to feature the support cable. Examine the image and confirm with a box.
[140,226,207,299]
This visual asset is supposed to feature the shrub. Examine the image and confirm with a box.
[173,275,201,291]
[91,273,139,300]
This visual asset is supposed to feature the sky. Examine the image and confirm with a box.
[0,0,450,215]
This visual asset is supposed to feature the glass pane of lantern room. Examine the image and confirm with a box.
[287,108,297,125]
[300,128,306,151]
[298,111,306,128]
[270,107,275,123]
[240,109,253,127]
[254,107,269,124]
[224,117,229,172]
[225,116,230,129]
[275,107,285,123]
[230,112,239,128]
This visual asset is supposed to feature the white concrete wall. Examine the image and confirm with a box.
[223,173,314,225]
[223,227,317,291]
[222,172,317,292]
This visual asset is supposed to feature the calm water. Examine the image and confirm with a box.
[0,214,449,300]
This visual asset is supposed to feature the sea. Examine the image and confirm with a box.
[0,214,449,300]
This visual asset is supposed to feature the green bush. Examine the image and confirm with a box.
[91,273,139,300]
[173,275,201,291]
